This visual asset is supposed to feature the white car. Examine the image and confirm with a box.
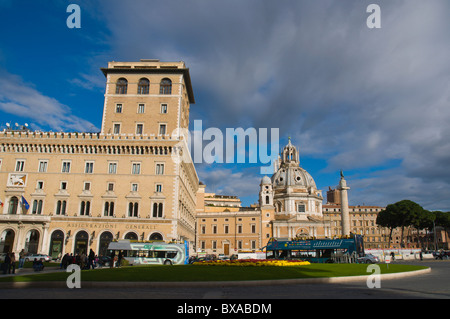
[24,254,52,262]
[357,253,379,264]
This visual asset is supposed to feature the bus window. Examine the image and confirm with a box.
[166,251,177,258]
[155,251,165,258]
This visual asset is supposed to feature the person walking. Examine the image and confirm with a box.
[117,250,123,268]
[18,249,25,269]
[2,253,11,274]
[88,249,95,269]
[110,250,115,268]
[10,253,16,274]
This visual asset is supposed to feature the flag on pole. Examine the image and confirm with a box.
[21,196,30,210]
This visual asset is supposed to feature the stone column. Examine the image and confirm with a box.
[338,172,351,237]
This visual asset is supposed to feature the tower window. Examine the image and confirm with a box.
[115,78,128,94]
[159,78,172,95]
[137,78,149,94]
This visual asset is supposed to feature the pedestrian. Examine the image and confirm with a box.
[88,249,95,269]
[420,251,423,261]
[110,250,115,268]
[2,253,11,274]
[18,249,25,269]
[10,253,16,274]
[117,250,123,268]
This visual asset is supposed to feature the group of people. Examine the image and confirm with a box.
[1,252,16,274]
[60,249,97,270]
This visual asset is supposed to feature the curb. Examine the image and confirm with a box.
[0,267,431,289]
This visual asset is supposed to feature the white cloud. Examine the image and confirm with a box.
[0,70,98,132]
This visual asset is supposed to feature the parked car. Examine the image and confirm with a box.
[433,251,450,260]
[357,253,379,264]
[24,254,52,262]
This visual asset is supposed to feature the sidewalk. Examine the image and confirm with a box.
[1,266,64,277]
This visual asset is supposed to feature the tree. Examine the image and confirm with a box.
[412,210,436,249]
[376,200,425,248]
[376,206,398,248]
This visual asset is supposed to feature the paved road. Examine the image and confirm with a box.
[0,260,449,299]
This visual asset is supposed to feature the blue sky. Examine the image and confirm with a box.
[1,0,450,211]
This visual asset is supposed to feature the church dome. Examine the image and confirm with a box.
[271,138,318,189]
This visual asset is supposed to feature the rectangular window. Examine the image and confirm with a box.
[161,104,168,114]
[155,184,162,192]
[237,224,242,234]
[62,161,71,173]
[156,163,164,175]
[132,163,141,175]
[38,161,48,173]
[138,104,145,113]
[212,225,217,234]
[37,181,44,190]
[84,182,91,191]
[251,224,256,234]
[108,183,114,191]
[131,183,138,192]
[159,124,167,135]
[115,104,123,113]
[85,162,94,174]
[61,182,67,190]
[136,124,143,135]
[15,160,25,172]
[297,204,306,213]
[224,225,229,234]
[108,162,117,174]
[201,225,206,234]
[113,124,121,134]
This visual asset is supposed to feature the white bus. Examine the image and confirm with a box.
[107,240,189,265]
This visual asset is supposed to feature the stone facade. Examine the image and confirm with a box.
[0,59,198,258]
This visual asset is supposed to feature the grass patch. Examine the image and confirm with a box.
[0,264,427,283]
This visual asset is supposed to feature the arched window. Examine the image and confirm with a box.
[74,231,89,255]
[32,200,43,214]
[159,78,172,95]
[25,230,40,254]
[125,232,138,240]
[80,201,90,216]
[115,78,128,94]
[8,196,19,215]
[99,231,113,256]
[152,202,163,218]
[49,230,64,259]
[56,200,67,215]
[104,202,114,217]
[149,232,163,241]
[128,202,139,217]
[137,78,149,94]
